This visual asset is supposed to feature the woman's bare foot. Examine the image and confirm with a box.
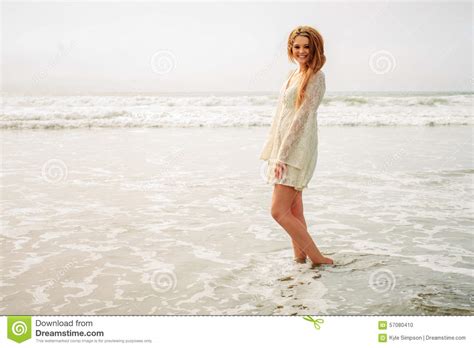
[310,256,334,268]
[294,257,307,264]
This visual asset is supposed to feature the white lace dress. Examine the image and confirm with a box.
[259,69,326,191]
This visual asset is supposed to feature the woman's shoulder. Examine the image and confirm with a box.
[307,69,325,87]
[312,69,325,80]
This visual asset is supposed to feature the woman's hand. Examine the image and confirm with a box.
[274,162,288,180]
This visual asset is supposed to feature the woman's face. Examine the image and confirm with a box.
[292,35,310,65]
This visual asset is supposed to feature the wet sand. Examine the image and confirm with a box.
[1,126,473,315]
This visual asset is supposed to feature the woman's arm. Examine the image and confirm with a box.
[276,70,326,170]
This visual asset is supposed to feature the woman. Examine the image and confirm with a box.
[259,25,333,267]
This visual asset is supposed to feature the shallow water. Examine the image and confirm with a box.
[1,126,473,315]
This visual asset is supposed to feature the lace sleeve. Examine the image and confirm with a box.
[259,70,294,161]
[276,70,326,169]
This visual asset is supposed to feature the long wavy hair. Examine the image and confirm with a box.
[287,26,326,109]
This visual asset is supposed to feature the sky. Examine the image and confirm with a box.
[1,0,472,95]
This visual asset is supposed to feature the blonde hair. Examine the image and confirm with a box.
[287,25,326,109]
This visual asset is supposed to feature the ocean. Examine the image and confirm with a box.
[1,92,472,129]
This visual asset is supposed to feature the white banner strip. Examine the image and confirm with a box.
[1,316,472,347]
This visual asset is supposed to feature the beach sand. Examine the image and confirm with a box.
[1,126,473,315]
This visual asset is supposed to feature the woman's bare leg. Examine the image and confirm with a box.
[291,190,308,262]
[271,184,333,265]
